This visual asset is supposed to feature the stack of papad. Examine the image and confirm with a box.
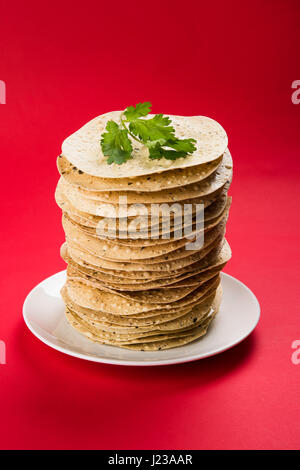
[55,111,232,350]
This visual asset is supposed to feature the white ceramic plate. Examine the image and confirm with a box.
[23,271,260,366]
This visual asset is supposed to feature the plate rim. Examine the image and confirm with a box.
[23,271,260,367]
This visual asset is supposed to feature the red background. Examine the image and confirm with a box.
[0,0,299,450]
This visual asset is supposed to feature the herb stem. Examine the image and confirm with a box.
[120,115,142,144]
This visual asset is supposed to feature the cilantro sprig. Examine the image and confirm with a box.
[100,102,196,165]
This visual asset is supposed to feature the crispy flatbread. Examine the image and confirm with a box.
[61,111,228,178]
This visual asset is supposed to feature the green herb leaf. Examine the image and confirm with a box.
[100,120,133,165]
[124,102,152,121]
[100,102,197,164]
[164,137,197,153]
[129,114,175,143]
[148,142,192,160]
[148,137,197,160]
[148,144,180,160]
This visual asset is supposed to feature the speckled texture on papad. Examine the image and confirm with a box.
[66,260,223,291]
[57,153,223,192]
[65,151,232,204]
[64,286,222,350]
[57,151,232,216]
[65,231,224,272]
[61,286,211,326]
[63,282,219,336]
[62,240,230,287]
[61,111,228,178]
[63,236,226,278]
[66,265,199,303]
[65,307,213,346]
[66,307,212,342]
[62,210,227,262]
[56,184,229,240]
[65,275,220,315]
[55,175,230,231]
[62,195,230,247]
[64,291,216,334]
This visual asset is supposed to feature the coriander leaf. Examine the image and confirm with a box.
[124,102,152,121]
[129,114,175,143]
[165,138,197,153]
[148,138,196,161]
[148,143,188,161]
[100,103,197,164]
[101,120,133,165]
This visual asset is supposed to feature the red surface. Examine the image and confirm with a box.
[0,0,299,450]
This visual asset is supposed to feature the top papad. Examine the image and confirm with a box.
[61,111,228,178]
